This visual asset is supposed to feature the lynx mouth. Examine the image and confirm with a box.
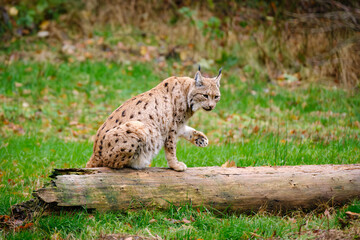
[203,107,212,111]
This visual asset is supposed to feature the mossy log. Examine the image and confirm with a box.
[32,165,360,212]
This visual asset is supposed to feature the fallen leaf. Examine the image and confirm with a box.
[252,125,260,134]
[7,179,15,185]
[85,39,94,45]
[288,217,297,224]
[345,211,360,219]
[39,20,50,30]
[84,52,93,59]
[324,209,331,218]
[290,115,299,120]
[221,160,236,168]
[164,218,181,224]
[97,37,104,45]
[9,7,18,16]
[182,218,191,224]
[23,89,31,95]
[354,121,360,129]
[0,215,10,222]
[15,222,34,231]
[37,31,50,38]
[149,218,157,223]
[69,121,78,126]
[140,46,148,56]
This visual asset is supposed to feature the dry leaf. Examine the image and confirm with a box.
[324,209,331,217]
[9,7,18,16]
[182,218,191,224]
[345,211,360,219]
[252,125,260,134]
[23,89,31,95]
[39,20,50,30]
[15,222,34,231]
[149,218,157,223]
[37,31,50,38]
[69,121,78,126]
[290,115,299,120]
[140,46,148,56]
[221,160,236,168]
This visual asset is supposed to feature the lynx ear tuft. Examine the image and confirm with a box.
[194,70,203,87]
[214,67,222,87]
[198,65,201,72]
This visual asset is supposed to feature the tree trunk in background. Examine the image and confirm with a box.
[33,165,360,212]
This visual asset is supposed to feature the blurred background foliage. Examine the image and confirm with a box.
[1,0,360,87]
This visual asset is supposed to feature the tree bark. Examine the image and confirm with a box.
[33,165,360,212]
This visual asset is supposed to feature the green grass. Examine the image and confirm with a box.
[1,60,360,239]
[3,202,359,240]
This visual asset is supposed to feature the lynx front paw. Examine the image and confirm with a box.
[170,162,187,172]
[193,131,208,147]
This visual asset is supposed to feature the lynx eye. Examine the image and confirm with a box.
[214,96,220,99]
[203,94,208,99]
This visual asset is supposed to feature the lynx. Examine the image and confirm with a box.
[86,67,222,171]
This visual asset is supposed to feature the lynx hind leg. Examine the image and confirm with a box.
[94,121,148,169]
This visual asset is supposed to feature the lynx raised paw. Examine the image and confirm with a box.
[169,161,187,172]
[193,131,208,147]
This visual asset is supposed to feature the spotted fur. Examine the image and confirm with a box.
[86,69,222,171]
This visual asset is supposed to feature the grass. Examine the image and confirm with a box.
[1,60,360,239]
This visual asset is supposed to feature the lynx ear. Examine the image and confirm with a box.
[194,70,203,87]
[214,67,222,87]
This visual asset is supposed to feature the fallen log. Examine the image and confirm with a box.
[32,164,360,212]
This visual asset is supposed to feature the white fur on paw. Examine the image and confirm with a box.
[170,162,187,172]
[194,132,208,147]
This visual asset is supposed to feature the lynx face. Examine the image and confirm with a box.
[189,69,221,112]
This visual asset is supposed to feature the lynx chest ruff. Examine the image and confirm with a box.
[86,68,222,171]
